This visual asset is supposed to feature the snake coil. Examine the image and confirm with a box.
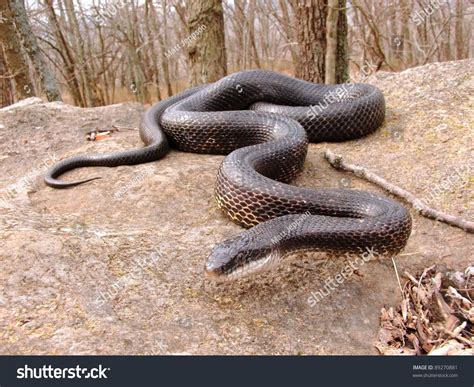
[45,70,411,281]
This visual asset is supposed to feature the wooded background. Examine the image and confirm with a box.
[0,0,472,107]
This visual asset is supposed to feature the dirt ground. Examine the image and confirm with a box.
[0,59,472,355]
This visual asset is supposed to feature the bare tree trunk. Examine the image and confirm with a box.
[0,0,34,100]
[439,3,451,62]
[455,0,464,60]
[9,0,61,102]
[161,1,174,96]
[0,47,14,107]
[64,0,97,106]
[352,0,389,71]
[95,18,110,105]
[187,0,227,85]
[43,0,84,106]
[325,0,338,84]
[126,0,150,104]
[246,0,260,68]
[77,0,104,105]
[234,0,246,69]
[291,0,327,83]
[145,0,161,101]
[278,0,299,66]
[150,0,173,97]
[257,1,272,68]
[400,1,413,67]
[335,0,348,83]
[350,0,367,70]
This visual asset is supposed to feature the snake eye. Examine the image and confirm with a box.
[204,232,279,281]
[205,233,256,280]
[205,238,243,274]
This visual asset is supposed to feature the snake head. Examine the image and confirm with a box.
[205,232,278,281]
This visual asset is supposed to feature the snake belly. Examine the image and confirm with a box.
[45,70,412,281]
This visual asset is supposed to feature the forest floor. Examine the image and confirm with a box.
[0,59,472,355]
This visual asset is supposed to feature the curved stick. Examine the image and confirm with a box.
[324,149,474,233]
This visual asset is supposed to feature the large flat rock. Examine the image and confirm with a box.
[0,60,472,354]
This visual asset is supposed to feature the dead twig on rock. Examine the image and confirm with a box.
[324,149,474,233]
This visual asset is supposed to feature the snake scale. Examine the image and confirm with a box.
[45,70,412,281]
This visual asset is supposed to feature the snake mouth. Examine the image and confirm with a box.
[205,250,279,282]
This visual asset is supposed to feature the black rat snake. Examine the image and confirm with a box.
[45,70,411,280]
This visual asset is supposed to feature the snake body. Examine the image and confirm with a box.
[45,70,411,280]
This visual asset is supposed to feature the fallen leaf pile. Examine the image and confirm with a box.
[376,264,473,355]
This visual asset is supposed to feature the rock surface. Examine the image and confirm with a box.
[0,60,472,355]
